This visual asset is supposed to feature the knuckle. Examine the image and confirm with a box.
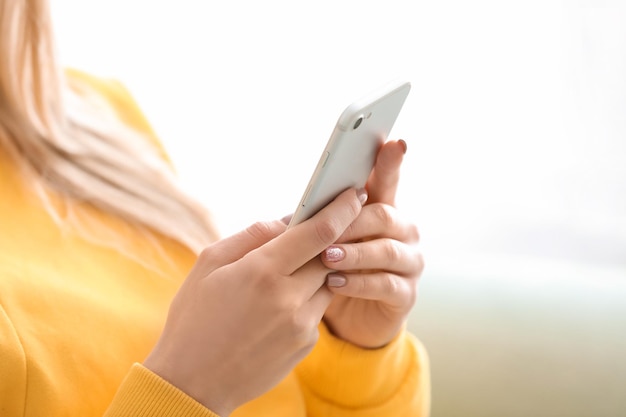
[406,248,425,279]
[275,292,299,312]
[198,245,214,262]
[297,326,320,354]
[407,223,420,242]
[403,254,423,308]
[372,203,395,229]
[347,195,362,219]
[289,313,307,333]
[246,220,282,241]
[384,240,403,263]
[340,243,362,266]
[339,221,357,242]
[356,275,369,295]
[197,244,219,267]
[307,326,320,347]
[381,272,416,309]
[289,313,318,347]
[382,272,401,297]
[415,252,425,276]
[314,217,342,245]
[407,285,418,308]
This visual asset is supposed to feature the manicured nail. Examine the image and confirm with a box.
[327,274,347,287]
[357,188,368,205]
[324,246,345,262]
[398,139,407,155]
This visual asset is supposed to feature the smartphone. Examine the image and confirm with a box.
[288,79,411,228]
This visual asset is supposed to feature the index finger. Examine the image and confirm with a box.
[257,187,367,275]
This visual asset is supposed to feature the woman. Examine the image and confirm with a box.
[0,0,430,416]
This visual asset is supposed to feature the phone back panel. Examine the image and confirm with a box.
[289,80,411,226]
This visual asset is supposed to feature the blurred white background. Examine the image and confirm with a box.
[51,1,625,415]
[51,0,626,269]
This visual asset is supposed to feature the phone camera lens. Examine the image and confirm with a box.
[353,116,364,130]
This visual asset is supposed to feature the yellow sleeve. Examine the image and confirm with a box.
[0,305,27,416]
[295,323,431,417]
[103,364,220,417]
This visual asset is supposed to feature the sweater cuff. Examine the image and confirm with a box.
[104,363,220,417]
[295,322,429,410]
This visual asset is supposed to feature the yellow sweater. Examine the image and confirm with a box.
[0,71,430,416]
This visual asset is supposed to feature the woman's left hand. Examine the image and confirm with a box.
[321,140,424,348]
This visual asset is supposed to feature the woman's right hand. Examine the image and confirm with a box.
[143,187,367,416]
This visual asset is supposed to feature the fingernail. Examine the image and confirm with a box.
[357,188,368,205]
[280,214,293,224]
[324,245,345,262]
[398,139,407,155]
[327,274,347,287]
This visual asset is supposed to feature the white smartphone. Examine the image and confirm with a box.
[288,80,411,228]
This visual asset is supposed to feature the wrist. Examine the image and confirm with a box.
[143,349,233,417]
[322,316,403,349]
[105,363,221,417]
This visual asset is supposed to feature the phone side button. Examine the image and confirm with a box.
[321,151,331,167]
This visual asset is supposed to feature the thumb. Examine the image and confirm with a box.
[365,140,406,205]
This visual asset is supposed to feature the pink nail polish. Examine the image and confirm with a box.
[327,274,347,287]
[398,139,407,154]
[324,246,345,262]
[357,188,368,205]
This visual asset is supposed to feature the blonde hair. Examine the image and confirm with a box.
[0,0,219,256]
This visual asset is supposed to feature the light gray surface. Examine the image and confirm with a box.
[408,252,626,417]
